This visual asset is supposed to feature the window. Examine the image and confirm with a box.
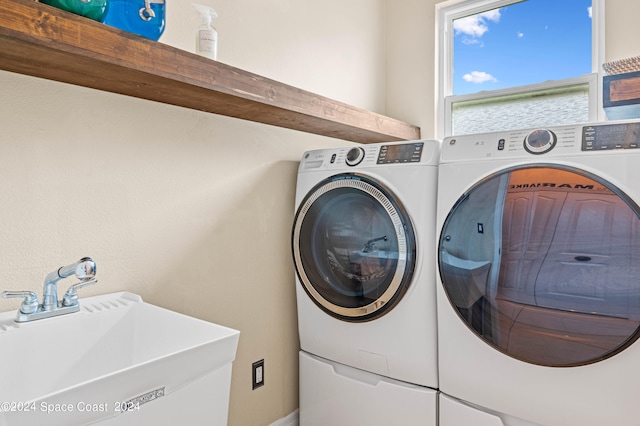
[436,0,604,138]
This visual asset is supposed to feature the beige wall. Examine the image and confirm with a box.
[2,0,637,425]
[386,0,439,138]
[0,1,380,425]
[162,0,387,112]
[604,0,640,62]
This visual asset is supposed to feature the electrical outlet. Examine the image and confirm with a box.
[252,359,264,390]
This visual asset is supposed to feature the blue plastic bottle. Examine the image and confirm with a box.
[103,0,166,41]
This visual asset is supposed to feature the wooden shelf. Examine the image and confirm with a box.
[0,0,420,144]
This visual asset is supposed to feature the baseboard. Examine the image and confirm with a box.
[269,409,299,426]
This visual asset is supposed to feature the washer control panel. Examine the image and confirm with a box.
[377,142,424,164]
[343,142,425,167]
[299,141,434,172]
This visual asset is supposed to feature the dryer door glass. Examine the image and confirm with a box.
[293,174,416,322]
[439,165,640,366]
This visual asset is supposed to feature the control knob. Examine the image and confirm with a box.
[345,147,365,166]
[524,129,557,154]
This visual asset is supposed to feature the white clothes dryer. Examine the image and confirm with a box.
[437,120,640,425]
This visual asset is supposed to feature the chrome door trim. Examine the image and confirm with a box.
[292,174,415,321]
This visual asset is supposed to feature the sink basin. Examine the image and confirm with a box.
[0,292,240,425]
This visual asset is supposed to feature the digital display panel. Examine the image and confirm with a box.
[583,122,640,150]
[377,142,424,164]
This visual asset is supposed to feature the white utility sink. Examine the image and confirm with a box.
[0,292,240,425]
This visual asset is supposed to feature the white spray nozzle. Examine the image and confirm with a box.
[193,3,218,24]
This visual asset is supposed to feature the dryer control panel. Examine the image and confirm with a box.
[582,122,640,150]
[441,119,640,162]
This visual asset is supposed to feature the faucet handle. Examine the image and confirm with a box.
[61,279,98,308]
[1,291,39,314]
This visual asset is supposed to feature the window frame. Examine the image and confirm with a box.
[435,0,605,139]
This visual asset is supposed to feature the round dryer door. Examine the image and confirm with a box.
[292,173,416,322]
[439,165,640,366]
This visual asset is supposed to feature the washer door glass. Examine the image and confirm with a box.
[293,174,416,322]
[439,165,640,366]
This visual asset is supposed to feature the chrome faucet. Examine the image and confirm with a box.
[43,257,96,311]
[2,257,98,322]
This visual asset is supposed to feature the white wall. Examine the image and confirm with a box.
[0,1,384,425]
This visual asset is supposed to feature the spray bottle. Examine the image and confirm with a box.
[193,4,218,60]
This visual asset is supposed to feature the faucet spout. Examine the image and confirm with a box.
[3,256,98,322]
[42,257,97,311]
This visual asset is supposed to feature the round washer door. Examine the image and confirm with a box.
[439,165,640,366]
[292,173,416,322]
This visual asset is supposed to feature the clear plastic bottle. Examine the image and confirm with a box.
[193,4,218,60]
[103,0,166,41]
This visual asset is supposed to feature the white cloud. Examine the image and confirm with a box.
[588,6,592,18]
[463,71,497,84]
[454,9,502,38]
[462,38,482,46]
[517,32,524,38]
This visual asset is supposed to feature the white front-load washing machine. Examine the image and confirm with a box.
[437,120,640,425]
[292,140,439,425]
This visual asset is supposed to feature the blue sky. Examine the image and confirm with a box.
[453,0,592,95]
